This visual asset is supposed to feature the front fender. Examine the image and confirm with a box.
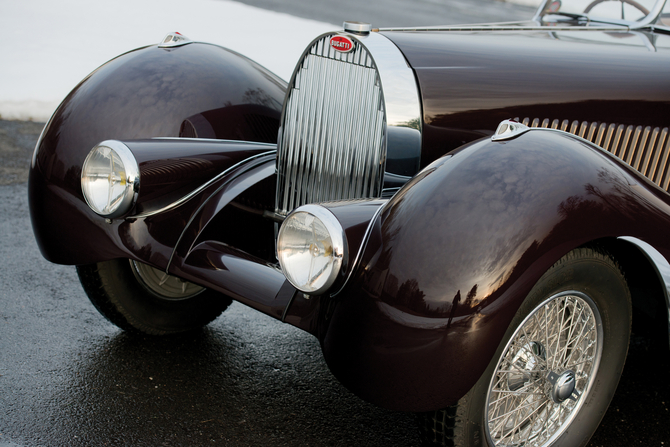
[29,41,286,265]
[321,129,670,411]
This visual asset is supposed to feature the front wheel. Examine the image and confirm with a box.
[77,259,232,335]
[419,247,631,446]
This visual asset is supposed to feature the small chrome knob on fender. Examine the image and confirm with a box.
[492,119,530,141]
[343,21,372,34]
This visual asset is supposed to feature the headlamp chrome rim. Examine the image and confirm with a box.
[81,140,140,219]
[277,204,348,295]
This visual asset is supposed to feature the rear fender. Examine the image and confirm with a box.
[321,129,670,411]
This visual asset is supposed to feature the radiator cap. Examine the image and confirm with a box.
[343,21,372,34]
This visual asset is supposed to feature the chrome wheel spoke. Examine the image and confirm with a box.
[485,292,602,446]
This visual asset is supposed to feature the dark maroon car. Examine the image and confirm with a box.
[29,1,670,445]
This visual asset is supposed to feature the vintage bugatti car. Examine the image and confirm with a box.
[29,0,670,445]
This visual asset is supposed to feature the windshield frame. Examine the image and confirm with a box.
[533,0,667,28]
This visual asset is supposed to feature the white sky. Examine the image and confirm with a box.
[0,0,336,122]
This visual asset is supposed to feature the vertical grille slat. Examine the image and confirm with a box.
[276,35,387,216]
[520,117,670,193]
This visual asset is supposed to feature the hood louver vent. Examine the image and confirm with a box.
[520,117,670,191]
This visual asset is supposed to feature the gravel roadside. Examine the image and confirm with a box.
[0,120,44,185]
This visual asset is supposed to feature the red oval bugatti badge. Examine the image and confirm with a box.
[330,35,354,53]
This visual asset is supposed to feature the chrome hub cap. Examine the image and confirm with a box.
[485,292,603,447]
[130,260,205,300]
[548,370,578,404]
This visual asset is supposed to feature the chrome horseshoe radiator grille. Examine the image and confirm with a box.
[275,34,387,216]
[520,117,670,191]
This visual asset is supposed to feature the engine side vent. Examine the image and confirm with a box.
[519,117,670,191]
[275,35,387,216]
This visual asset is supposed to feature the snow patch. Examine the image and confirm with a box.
[0,0,336,122]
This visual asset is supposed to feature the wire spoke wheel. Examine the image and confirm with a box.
[417,248,630,447]
[485,292,603,447]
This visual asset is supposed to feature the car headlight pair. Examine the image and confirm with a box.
[81,141,346,295]
[277,205,347,295]
[81,140,139,218]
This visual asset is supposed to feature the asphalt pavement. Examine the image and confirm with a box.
[2,0,670,445]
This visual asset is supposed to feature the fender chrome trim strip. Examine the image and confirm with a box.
[618,236,670,347]
[132,149,277,219]
[331,200,387,298]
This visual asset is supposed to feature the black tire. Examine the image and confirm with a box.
[419,247,631,447]
[76,259,232,335]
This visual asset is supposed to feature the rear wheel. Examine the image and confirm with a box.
[77,259,232,335]
[419,247,631,446]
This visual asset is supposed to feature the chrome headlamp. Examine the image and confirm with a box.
[81,140,139,218]
[277,205,348,295]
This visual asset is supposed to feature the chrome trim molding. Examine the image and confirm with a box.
[133,150,277,219]
[378,24,629,32]
[618,236,670,347]
[151,137,275,147]
[518,117,670,192]
[275,31,421,216]
[331,199,387,297]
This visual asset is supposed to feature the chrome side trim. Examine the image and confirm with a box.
[377,24,629,32]
[331,200,387,297]
[151,137,276,147]
[618,236,670,347]
[133,150,276,219]
[519,117,670,192]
